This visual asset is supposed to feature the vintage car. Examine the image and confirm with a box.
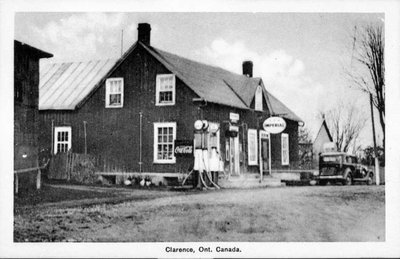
[317,152,374,185]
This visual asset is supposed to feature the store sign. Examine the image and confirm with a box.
[229,112,239,123]
[229,125,239,132]
[174,140,193,157]
[263,117,286,134]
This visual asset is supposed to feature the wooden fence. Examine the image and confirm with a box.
[48,152,127,183]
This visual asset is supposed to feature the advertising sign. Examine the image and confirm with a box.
[174,140,193,157]
[262,117,286,134]
[229,112,239,123]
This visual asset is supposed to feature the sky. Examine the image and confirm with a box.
[14,12,384,148]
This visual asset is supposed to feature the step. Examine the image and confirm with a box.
[218,174,282,189]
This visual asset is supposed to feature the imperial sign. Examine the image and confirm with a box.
[263,117,286,134]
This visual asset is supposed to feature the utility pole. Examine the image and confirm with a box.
[370,93,380,185]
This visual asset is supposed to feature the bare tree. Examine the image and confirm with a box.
[322,103,367,153]
[298,126,313,144]
[348,24,385,149]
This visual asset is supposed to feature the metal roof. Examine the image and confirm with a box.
[39,59,118,110]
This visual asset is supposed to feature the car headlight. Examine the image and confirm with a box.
[313,171,319,176]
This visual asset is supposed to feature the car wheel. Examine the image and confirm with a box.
[366,175,373,185]
[319,180,327,186]
[344,174,352,186]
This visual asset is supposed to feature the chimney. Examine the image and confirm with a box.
[242,61,253,77]
[138,23,151,45]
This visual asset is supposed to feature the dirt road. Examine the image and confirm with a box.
[14,185,385,242]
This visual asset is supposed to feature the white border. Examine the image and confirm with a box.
[1,0,400,258]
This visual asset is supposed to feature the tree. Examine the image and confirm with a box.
[349,24,385,149]
[322,102,367,153]
[298,126,313,144]
[361,145,385,166]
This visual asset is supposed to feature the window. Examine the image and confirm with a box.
[281,133,289,165]
[105,78,124,108]
[154,122,176,163]
[156,74,175,106]
[54,126,72,154]
[255,85,263,111]
[248,129,258,165]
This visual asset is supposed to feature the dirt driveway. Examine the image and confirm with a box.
[14,185,385,242]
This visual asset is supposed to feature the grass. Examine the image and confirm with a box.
[14,185,119,207]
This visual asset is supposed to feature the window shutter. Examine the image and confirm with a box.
[281,133,289,165]
[248,129,258,165]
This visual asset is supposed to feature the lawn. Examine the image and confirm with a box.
[14,185,385,242]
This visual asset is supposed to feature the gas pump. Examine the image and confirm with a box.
[193,120,220,189]
[208,123,221,184]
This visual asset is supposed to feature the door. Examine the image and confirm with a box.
[259,131,271,176]
[261,139,269,175]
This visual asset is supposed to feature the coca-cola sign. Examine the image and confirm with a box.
[174,140,193,157]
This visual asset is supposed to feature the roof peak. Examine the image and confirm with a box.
[143,42,260,81]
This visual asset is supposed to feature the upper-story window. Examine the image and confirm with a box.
[156,74,175,106]
[255,85,263,111]
[105,78,124,108]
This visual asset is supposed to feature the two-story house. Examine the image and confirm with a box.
[38,23,302,185]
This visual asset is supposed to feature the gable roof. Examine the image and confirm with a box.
[143,44,250,109]
[15,40,53,59]
[39,41,302,122]
[314,119,333,143]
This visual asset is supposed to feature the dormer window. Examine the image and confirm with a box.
[105,78,124,108]
[156,74,175,106]
[255,85,263,111]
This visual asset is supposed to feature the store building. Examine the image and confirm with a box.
[38,23,302,181]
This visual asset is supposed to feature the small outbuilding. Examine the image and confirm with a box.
[14,40,53,192]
